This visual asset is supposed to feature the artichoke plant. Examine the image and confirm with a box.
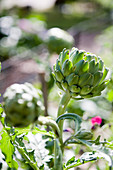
[45,27,74,54]
[53,47,109,99]
[3,83,44,127]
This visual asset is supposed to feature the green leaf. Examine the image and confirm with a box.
[75,137,113,168]
[56,113,82,133]
[14,125,55,138]
[14,134,38,170]
[75,129,93,140]
[0,130,18,169]
[32,126,55,138]
[64,152,104,169]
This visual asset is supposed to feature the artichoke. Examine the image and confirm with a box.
[53,47,109,99]
[3,83,44,127]
[45,27,74,54]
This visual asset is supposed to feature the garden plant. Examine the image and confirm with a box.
[0,47,113,170]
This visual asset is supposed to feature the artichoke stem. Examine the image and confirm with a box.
[57,91,71,148]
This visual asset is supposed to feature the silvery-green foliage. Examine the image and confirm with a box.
[26,132,52,170]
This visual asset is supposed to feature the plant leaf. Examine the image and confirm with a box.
[14,134,38,169]
[64,152,104,169]
[75,129,93,140]
[75,137,113,168]
[0,130,18,169]
[26,132,53,169]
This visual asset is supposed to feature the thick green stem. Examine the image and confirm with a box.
[57,91,71,149]
[54,139,63,170]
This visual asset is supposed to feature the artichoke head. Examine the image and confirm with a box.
[3,83,44,127]
[53,47,109,99]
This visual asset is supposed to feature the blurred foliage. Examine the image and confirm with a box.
[0,15,45,61]
[97,26,113,68]
[45,28,74,54]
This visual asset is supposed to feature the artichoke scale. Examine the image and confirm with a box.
[62,59,72,77]
[66,73,79,86]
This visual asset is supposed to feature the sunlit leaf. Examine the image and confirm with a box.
[64,152,104,169]
[0,130,18,169]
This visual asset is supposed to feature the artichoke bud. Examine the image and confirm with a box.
[3,83,44,127]
[93,71,103,87]
[62,59,72,77]
[54,70,64,82]
[80,85,93,95]
[70,85,80,93]
[66,73,79,86]
[53,47,109,99]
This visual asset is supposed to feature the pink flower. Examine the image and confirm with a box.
[91,116,102,126]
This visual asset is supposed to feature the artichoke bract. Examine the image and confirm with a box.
[45,28,74,54]
[3,83,44,127]
[53,47,109,99]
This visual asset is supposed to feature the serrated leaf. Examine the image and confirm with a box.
[32,126,55,138]
[14,134,38,169]
[26,133,52,169]
[75,137,113,168]
[14,125,55,138]
[64,152,104,169]
[0,130,18,169]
